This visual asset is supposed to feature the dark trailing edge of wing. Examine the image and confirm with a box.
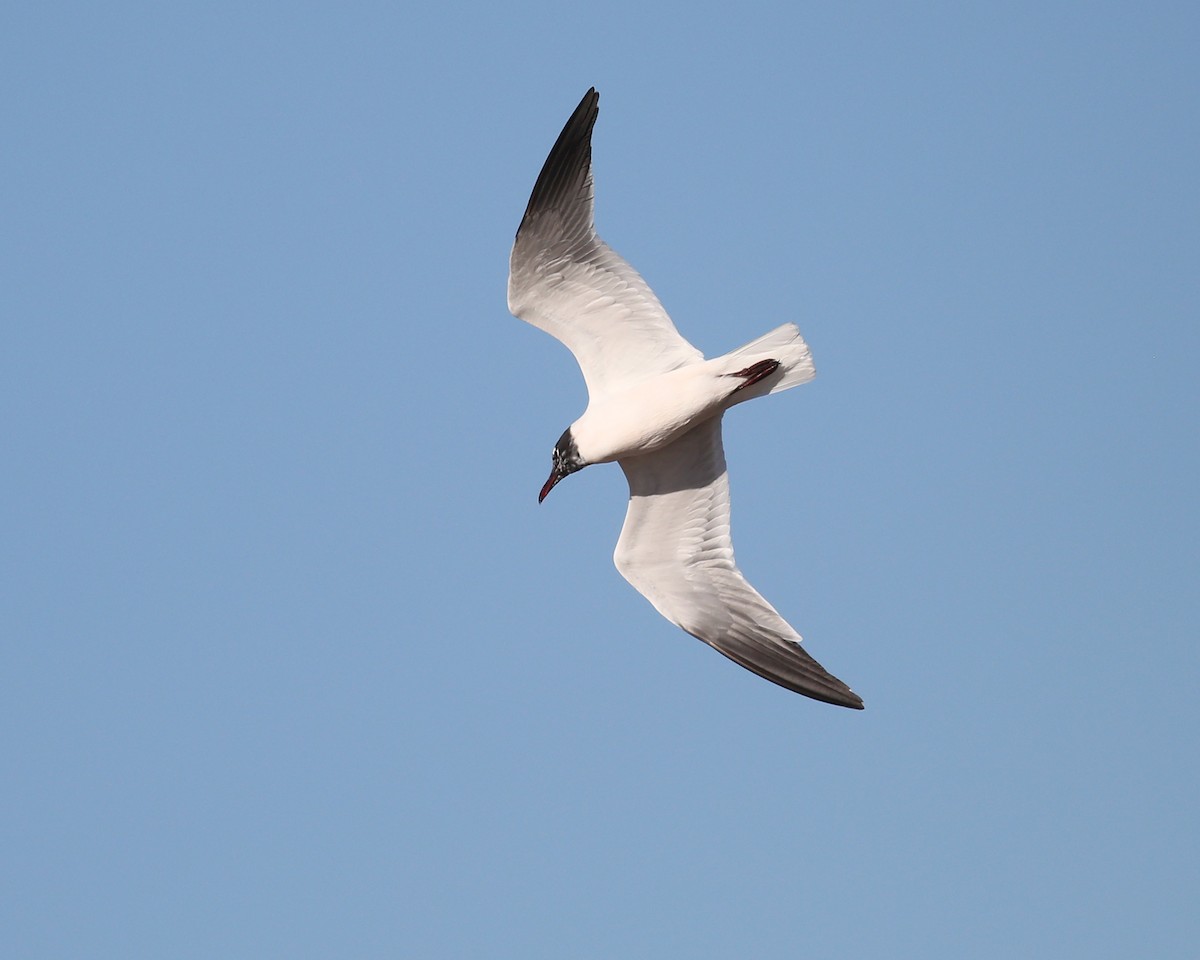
[516,87,599,236]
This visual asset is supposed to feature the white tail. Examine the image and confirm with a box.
[720,323,815,405]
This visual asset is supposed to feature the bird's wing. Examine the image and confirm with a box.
[614,418,864,708]
[508,88,703,399]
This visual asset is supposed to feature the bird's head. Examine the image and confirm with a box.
[539,427,587,503]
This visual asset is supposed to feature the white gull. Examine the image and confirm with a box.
[507,88,863,708]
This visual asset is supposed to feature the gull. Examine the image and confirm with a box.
[507,88,863,709]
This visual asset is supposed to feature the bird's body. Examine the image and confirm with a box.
[570,342,798,465]
[507,88,863,709]
[571,365,721,463]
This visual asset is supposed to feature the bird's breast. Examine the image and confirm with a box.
[572,364,728,464]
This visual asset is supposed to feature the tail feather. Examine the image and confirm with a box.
[721,323,815,404]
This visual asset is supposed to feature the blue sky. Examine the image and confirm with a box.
[3,1,1197,957]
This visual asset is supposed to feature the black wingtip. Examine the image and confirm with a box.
[517,88,600,230]
[789,679,864,710]
[699,633,865,709]
[795,682,865,710]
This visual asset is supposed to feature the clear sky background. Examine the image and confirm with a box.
[3,2,1197,957]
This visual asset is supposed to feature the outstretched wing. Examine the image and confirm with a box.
[507,88,703,400]
[614,418,864,708]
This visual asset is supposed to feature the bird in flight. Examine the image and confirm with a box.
[507,88,863,709]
